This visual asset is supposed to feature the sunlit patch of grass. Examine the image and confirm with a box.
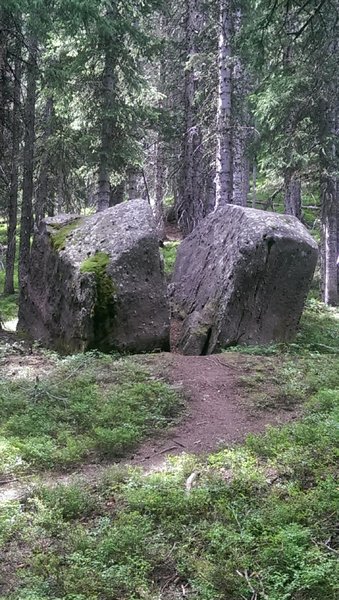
[161,241,180,276]
[0,353,183,475]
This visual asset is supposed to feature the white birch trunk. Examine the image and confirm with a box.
[231,8,249,206]
[215,0,233,208]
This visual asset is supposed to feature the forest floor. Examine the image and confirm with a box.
[0,338,299,501]
[1,300,339,600]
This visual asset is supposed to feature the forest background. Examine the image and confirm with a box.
[0,0,338,318]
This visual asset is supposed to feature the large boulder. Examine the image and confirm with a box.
[18,200,170,353]
[171,205,318,355]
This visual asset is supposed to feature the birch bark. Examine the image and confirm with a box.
[320,45,339,306]
[215,0,233,208]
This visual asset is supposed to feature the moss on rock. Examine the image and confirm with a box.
[80,252,116,332]
[50,218,82,251]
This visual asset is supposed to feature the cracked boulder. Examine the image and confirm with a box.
[171,204,318,355]
[18,199,170,353]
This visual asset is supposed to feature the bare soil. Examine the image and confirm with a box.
[129,352,299,468]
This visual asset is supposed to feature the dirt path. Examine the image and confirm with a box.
[0,350,299,502]
[129,353,297,468]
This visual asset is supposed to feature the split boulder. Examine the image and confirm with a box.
[18,199,170,353]
[171,204,318,354]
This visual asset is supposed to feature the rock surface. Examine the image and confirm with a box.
[171,205,318,355]
[18,200,170,353]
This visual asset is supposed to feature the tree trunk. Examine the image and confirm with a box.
[232,8,249,207]
[35,96,53,224]
[19,35,38,290]
[321,176,338,305]
[215,0,233,208]
[233,134,249,206]
[284,171,302,219]
[176,0,204,236]
[0,8,7,175]
[153,137,165,237]
[319,94,339,305]
[109,181,125,206]
[96,26,116,212]
[127,168,138,200]
[4,45,21,295]
[252,162,257,208]
[56,162,64,213]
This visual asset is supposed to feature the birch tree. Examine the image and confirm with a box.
[215,0,233,208]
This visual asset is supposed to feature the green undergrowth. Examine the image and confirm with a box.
[0,222,19,322]
[0,353,183,475]
[1,385,338,600]
[161,241,180,276]
[224,300,339,413]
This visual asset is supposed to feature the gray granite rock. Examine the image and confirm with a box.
[171,205,318,354]
[18,200,169,353]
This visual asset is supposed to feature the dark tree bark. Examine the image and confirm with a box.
[19,35,38,290]
[232,8,249,207]
[0,8,8,184]
[109,180,125,206]
[35,96,53,224]
[127,167,139,200]
[96,15,116,213]
[176,0,204,236]
[4,44,21,295]
[284,171,302,219]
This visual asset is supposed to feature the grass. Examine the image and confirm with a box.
[0,222,19,322]
[0,353,183,475]
[0,302,338,600]
[161,241,180,276]
[1,386,338,599]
